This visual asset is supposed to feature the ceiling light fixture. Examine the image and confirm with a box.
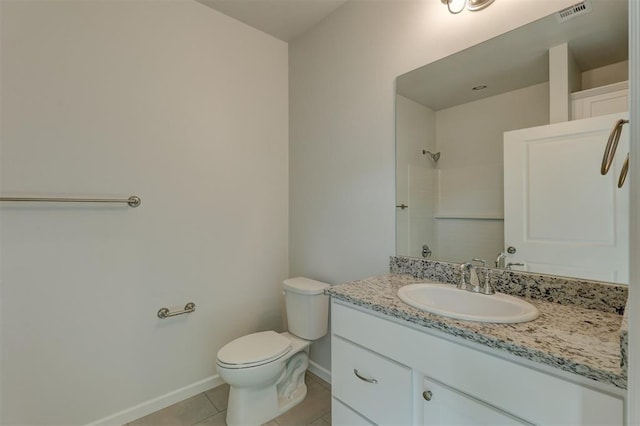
[441,0,495,14]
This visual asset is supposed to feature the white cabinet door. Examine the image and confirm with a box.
[422,378,529,426]
[332,398,374,426]
[572,86,628,120]
[503,113,629,283]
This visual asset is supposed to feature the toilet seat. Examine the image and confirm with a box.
[217,331,292,369]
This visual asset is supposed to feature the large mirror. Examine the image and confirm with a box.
[395,0,629,283]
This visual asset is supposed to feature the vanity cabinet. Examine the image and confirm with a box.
[331,300,624,426]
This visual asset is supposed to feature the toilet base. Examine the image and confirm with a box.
[226,366,308,425]
[224,334,311,426]
[277,380,307,415]
[226,380,307,426]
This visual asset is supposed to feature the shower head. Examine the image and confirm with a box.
[422,150,441,162]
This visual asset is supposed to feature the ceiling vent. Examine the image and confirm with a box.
[556,0,593,23]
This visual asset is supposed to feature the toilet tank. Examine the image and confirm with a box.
[283,277,331,340]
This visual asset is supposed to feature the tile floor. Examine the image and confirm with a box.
[128,372,331,426]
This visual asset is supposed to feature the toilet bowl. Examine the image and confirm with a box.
[216,277,330,426]
[217,331,311,425]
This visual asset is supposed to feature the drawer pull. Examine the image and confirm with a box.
[353,369,378,384]
[423,390,433,401]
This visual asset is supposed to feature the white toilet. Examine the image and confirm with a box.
[216,277,331,426]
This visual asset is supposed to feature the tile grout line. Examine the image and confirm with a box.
[307,411,328,425]
[190,393,220,426]
[193,409,226,426]
[203,390,220,413]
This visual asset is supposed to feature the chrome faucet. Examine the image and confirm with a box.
[495,252,507,268]
[458,262,495,295]
[458,262,480,292]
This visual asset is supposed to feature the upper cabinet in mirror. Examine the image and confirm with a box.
[395,0,629,284]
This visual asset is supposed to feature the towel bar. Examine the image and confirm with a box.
[0,195,141,207]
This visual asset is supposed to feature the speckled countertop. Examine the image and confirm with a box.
[327,272,627,389]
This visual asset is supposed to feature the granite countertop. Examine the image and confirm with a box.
[326,273,627,389]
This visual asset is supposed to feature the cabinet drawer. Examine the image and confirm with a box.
[422,377,529,425]
[332,336,412,425]
[332,398,374,426]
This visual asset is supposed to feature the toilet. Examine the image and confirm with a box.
[216,277,331,426]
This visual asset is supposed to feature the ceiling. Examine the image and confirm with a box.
[396,0,628,111]
[195,0,628,106]
[195,0,348,42]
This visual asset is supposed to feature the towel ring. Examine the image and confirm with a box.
[618,153,629,189]
[601,119,628,175]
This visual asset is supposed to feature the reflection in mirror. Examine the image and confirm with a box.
[395,0,629,283]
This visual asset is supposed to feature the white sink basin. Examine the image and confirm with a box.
[397,283,539,323]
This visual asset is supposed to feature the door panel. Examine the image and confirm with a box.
[504,113,629,283]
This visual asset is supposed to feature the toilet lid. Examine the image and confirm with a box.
[217,331,291,367]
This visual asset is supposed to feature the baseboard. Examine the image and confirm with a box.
[88,363,328,425]
[86,375,224,426]
[308,360,331,385]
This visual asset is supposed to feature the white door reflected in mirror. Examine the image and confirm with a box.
[504,113,629,284]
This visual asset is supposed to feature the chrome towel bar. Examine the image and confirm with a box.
[157,302,196,319]
[0,195,141,207]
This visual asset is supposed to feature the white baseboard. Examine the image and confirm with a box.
[87,363,329,426]
[308,360,331,385]
[86,375,224,426]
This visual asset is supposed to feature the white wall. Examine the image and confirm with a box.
[582,60,629,90]
[0,1,288,424]
[289,0,577,372]
[434,82,549,263]
[435,83,550,218]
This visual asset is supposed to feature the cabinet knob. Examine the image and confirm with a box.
[423,390,433,401]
